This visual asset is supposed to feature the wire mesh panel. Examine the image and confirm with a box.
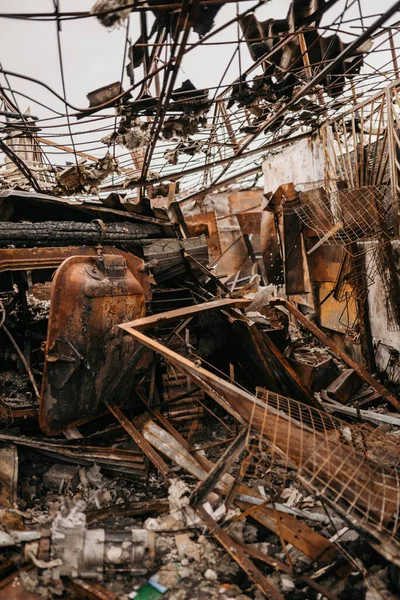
[282,183,394,254]
[333,250,379,303]
[330,246,381,335]
[322,90,391,189]
[246,387,400,563]
[375,342,400,384]
[321,83,400,234]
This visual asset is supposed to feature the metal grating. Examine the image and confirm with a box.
[282,183,394,255]
[246,387,400,563]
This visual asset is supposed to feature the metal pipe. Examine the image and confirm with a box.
[0,138,42,193]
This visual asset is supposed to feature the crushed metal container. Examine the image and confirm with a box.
[40,254,146,434]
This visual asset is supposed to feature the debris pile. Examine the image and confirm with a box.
[0,176,400,599]
[0,0,400,598]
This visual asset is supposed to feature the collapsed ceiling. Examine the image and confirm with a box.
[1,0,400,202]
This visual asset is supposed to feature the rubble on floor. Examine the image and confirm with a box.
[0,182,400,600]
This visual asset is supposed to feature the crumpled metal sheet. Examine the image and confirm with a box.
[40,254,146,434]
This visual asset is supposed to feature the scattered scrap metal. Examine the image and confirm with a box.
[1,0,400,599]
[0,180,399,600]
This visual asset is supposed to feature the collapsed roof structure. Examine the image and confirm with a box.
[0,1,400,599]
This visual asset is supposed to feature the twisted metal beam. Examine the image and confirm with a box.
[0,137,42,193]
[210,1,400,188]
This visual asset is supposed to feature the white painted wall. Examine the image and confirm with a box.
[367,244,400,380]
[262,134,325,195]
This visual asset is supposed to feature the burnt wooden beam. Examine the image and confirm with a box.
[0,220,162,248]
[189,426,249,505]
[106,400,170,479]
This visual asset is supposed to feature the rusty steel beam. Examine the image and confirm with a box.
[36,137,133,175]
[0,245,110,273]
[271,298,400,412]
[240,543,339,600]
[122,297,251,330]
[190,426,249,505]
[139,0,199,183]
[139,416,338,563]
[183,251,231,294]
[119,323,275,425]
[124,299,318,408]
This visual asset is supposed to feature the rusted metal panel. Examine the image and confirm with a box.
[325,368,362,403]
[0,246,151,300]
[236,212,262,235]
[284,213,311,295]
[185,210,221,261]
[287,352,338,392]
[209,235,249,282]
[40,254,146,434]
[307,244,345,283]
[318,282,358,334]
[228,190,263,214]
[142,236,209,283]
[272,298,400,411]
[87,82,124,107]
[260,210,283,285]
[228,320,317,406]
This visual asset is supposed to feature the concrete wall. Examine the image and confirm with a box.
[262,134,325,194]
[367,244,400,381]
